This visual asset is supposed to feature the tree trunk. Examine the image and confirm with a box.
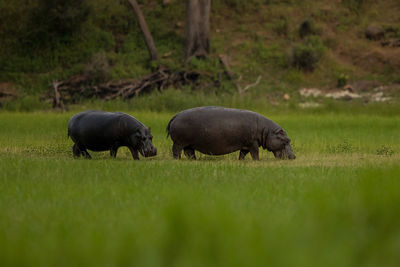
[184,0,210,64]
[128,0,159,61]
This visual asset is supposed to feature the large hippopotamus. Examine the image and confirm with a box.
[68,111,157,160]
[167,106,295,160]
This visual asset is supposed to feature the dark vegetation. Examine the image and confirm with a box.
[0,0,399,109]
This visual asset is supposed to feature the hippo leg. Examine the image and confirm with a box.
[73,143,91,159]
[110,143,119,158]
[239,150,249,160]
[128,147,140,160]
[81,149,92,159]
[184,147,196,160]
[110,149,118,158]
[172,143,183,159]
[249,146,259,161]
[72,144,81,158]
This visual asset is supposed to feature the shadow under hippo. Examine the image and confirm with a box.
[167,106,296,160]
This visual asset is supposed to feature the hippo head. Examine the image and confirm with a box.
[133,127,157,157]
[262,128,296,160]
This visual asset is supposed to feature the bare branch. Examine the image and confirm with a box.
[52,80,65,110]
[242,75,262,93]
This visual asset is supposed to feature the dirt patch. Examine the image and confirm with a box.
[337,40,400,74]
[0,82,19,103]
[356,48,400,72]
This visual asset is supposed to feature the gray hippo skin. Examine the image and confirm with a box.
[68,111,157,160]
[167,106,295,160]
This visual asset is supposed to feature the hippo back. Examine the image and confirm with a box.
[68,111,142,151]
[167,106,279,155]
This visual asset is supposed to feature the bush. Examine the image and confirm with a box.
[341,0,370,13]
[290,36,325,71]
[376,146,394,156]
[299,19,314,38]
[22,0,91,49]
[272,16,289,36]
[337,73,349,87]
[327,140,356,154]
[84,52,110,84]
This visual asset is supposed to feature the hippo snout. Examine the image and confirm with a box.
[144,147,157,157]
[273,144,296,160]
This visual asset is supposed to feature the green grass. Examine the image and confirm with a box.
[1,109,400,266]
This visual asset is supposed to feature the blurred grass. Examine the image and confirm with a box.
[0,110,400,266]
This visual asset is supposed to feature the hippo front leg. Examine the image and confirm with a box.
[249,145,259,160]
[128,146,140,160]
[172,143,183,159]
[239,150,249,160]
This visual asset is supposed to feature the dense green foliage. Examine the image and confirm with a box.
[1,109,399,266]
[1,0,399,99]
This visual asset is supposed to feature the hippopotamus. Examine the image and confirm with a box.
[167,106,295,160]
[68,111,157,160]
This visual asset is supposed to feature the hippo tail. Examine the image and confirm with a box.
[166,115,177,138]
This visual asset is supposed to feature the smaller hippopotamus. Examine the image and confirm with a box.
[68,111,157,160]
[167,106,295,160]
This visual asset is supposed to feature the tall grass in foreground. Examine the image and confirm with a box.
[1,158,399,267]
[0,111,399,266]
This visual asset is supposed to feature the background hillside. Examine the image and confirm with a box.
[1,0,399,108]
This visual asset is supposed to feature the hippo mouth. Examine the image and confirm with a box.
[140,147,157,157]
[273,145,296,160]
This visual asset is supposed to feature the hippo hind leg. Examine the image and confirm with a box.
[81,149,91,159]
[239,149,249,160]
[72,143,81,158]
[172,143,184,159]
[110,143,120,158]
[184,147,196,160]
[73,143,91,159]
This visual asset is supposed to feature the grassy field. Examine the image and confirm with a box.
[1,108,400,266]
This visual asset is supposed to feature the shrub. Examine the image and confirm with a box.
[376,146,394,156]
[341,0,370,13]
[337,73,349,87]
[327,140,356,154]
[290,36,325,71]
[84,52,110,84]
[299,19,314,39]
[272,16,289,36]
[22,0,91,49]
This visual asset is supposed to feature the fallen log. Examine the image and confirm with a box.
[50,67,205,108]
